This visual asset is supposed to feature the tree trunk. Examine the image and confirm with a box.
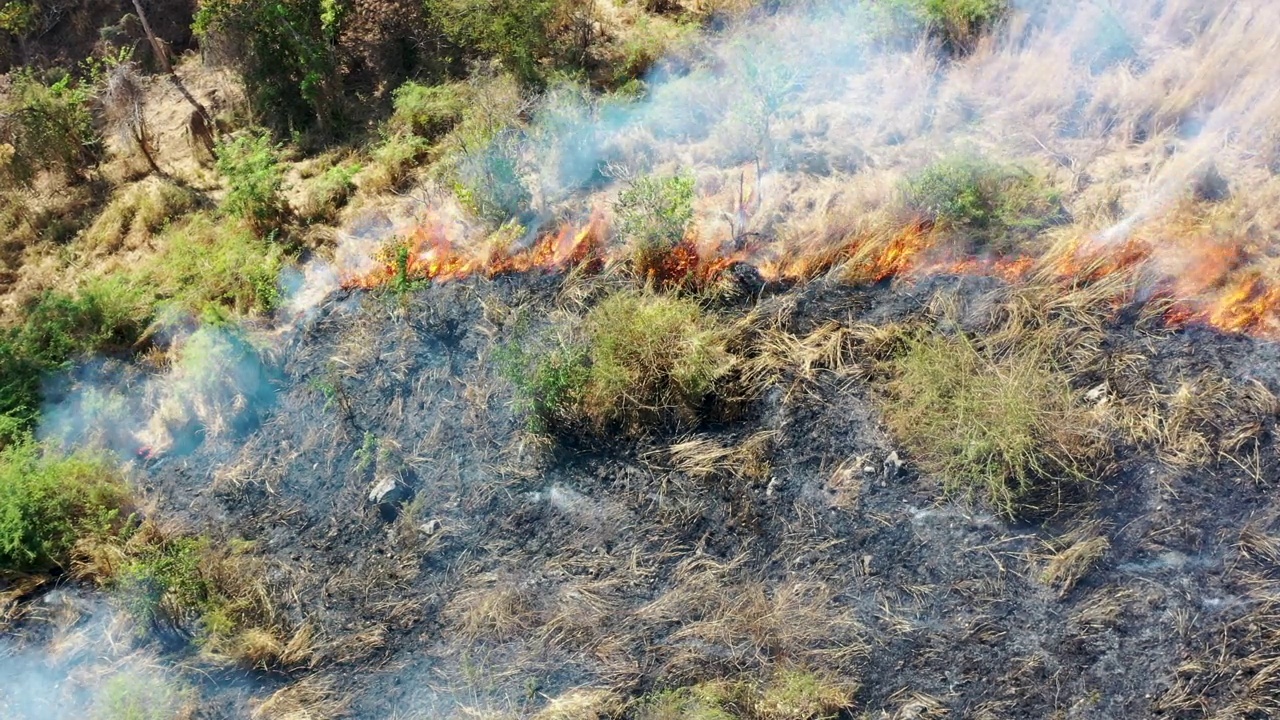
[129,0,217,153]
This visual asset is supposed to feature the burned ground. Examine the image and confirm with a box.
[39,269,1267,718]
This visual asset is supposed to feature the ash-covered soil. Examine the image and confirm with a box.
[112,272,1280,718]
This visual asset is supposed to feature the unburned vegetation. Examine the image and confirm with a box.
[4,0,1280,718]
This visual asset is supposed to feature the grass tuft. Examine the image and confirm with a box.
[882,329,1107,517]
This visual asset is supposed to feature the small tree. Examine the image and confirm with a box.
[615,173,695,276]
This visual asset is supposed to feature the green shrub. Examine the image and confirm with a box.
[0,439,131,575]
[615,174,696,276]
[115,526,293,667]
[195,0,339,131]
[141,213,286,317]
[882,332,1105,516]
[0,282,150,445]
[118,534,218,631]
[901,154,1063,251]
[424,0,562,85]
[0,2,36,37]
[503,291,733,433]
[450,127,530,223]
[0,70,101,186]
[888,0,1008,54]
[389,80,467,139]
[215,130,288,232]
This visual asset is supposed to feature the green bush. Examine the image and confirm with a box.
[901,154,1063,251]
[615,174,696,276]
[0,70,101,187]
[883,332,1104,516]
[141,213,286,317]
[0,439,131,575]
[118,534,218,631]
[503,291,733,433]
[195,0,339,131]
[215,130,288,232]
[888,0,1008,54]
[424,0,562,85]
[389,80,467,139]
[0,282,150,445]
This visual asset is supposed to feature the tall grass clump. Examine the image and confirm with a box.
[0,439,132,575]
[501,291,734,434]
[882,331,1106,516]
[901,154,1063,252]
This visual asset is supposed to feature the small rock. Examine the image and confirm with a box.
[765,476,781,498]
[420,518,442,536]
[368,473,412,522]
[862,465,878,476]
[882,451,903,480]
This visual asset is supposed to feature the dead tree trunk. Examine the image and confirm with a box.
[129,0,217,154]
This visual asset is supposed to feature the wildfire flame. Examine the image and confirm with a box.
[341,200,1280,340]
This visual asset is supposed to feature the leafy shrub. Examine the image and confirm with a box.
[424,0,562,85]
[195,0,339,131]
[0,282,149,445]
[141,213,286,317]
[215,130,287,232]
[0,439,131,575]
[503,291,733,433]
[0,2,36,37]
[115,527,293,667]
[615,174,696,276]
[389,80,466,139]
[901,154,1063,251]
[450,127,530,223]
[0,70,101,187]
[882,332,1106,516]
[889,0,1008,54]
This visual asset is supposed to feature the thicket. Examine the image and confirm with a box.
[0,69,101,186]
[0,439,131,575]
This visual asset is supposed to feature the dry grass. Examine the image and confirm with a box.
[252,677,349,720]
[444,571,539,643]
[531,688,625,720]
[1038,522,1110,597]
